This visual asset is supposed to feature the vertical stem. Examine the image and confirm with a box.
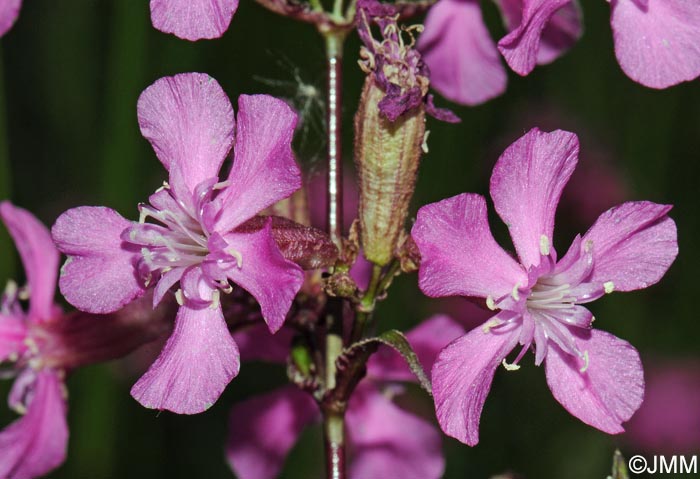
[323,410,346,479]
[325,32,345,248]
[322,29,347,479]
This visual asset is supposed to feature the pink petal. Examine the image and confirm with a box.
[432,324,521,445]
[233,323,294,364]
[413,193,526,300]
[417,0,507,106]
[131,303,239,414]
[497,0,573,75]
[150,0,238,41]
[0,371,68,479]
[346,385,445,479]
[210,95,300,232]
[582,201,677,292]
[137,73,234,197]
[490,128,579,268]
[223,221,304,333]
[226,386,318,479]
[52,206,144,314]
[367,315,465,382]
[0,314,27,362]
[496,0,582,66]
[0,202,58,323]
[545,329,644,434]
[610,0,700,88]
[0,0,21,37]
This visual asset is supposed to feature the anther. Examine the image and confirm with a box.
[502,359,521,371]
[539,235,550,256]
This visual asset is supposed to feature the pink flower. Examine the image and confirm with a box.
[0,202,68,479]
[0,202,167,478]
[226,315,463,479]
[417,0,582,105]
[0,0,21,37]
[150,0,239,41]
[498,0,700,89]
[52,73,305,414]
[411,128,678,445]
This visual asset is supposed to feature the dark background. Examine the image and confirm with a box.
[0,1,698,477]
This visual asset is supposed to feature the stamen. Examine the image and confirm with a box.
[539,235,550,256]
[210,290,221,310]
[175,289,184,306]
[579,350,590,373]
[482,318,502,333]
[486,295,496,310]
[512,284,520,301]
[227,248,243,268]
[604,281,615,294]
[502,359,520,371]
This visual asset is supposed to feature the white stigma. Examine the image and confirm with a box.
[604,281,615,294]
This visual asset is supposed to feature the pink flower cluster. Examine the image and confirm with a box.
[419,0,700,105]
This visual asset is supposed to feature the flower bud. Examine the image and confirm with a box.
[353,0,457,266]
[355,76,425,266]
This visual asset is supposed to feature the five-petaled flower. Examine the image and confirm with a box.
[52,72,305,414]
[0,202,168,478]
[412,128,678,445]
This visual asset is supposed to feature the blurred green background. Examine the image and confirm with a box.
[0,1,698,478]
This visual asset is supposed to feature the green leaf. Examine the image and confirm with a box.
[348,329,432,395]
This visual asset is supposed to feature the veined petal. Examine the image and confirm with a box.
[432,324,520,445]
[545,329,644,433]
[490,128,579,268]
[131,303,239,414]
[0,371,68,479]
[367,315,465,382]
[0,0,21,37]
[137,73,234,197]
[223,221,304,333]
[347,385,444,479]
[413,193,526,300]
[52,206,144,314]
[0,202,59,323]
[226,386,318,479]
[209,95,300,232]
[496,0,582,67]
[610,0,700,88]
[150,0,238,41]
[582,201,677,292]
[497,0,574,75]
[417,0,507,106]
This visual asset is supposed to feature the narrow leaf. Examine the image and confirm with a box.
[346,329,432,394]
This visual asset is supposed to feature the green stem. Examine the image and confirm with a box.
[321,28,348,479]
[351,265,382,342]
[322,409,346,479]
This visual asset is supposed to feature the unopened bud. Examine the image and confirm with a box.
[355,77,425,266]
